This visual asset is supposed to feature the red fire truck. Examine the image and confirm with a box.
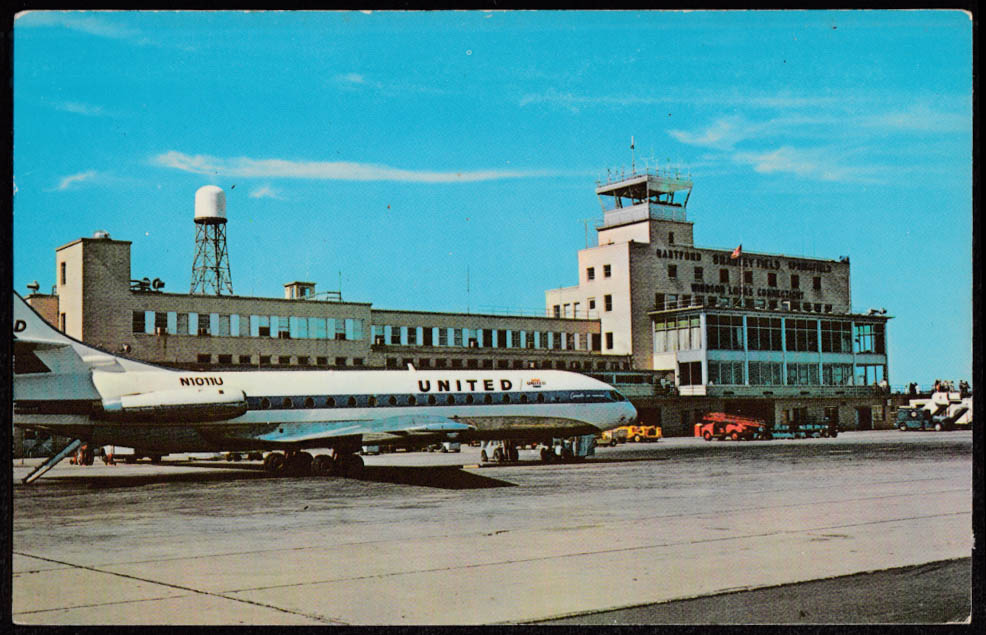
[694,412,768,441]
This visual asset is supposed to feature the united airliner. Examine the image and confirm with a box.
[13,293,637,482]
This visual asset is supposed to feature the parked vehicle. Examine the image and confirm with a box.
[695,412,766,441]
[895,407,952,431]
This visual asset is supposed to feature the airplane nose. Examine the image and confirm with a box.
[619,402,638,425]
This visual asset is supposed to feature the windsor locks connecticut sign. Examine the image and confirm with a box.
[655,247,837,301]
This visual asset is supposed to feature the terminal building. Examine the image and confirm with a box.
[22,167,892,445]
[546,170,891,433]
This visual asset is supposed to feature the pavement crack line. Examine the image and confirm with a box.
[25,485,969,573]
[11,552,348,625]
[221,510,971,594]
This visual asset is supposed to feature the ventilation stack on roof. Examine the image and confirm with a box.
[190,185,234,295]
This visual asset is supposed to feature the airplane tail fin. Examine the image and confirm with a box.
[13,292,105,403]
[13,292,75,349]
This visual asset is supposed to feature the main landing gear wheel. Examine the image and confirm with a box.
[730,431,739,441]
[634,435,642,443]
[492,448,504,463]
[934,422,943,431]
[332,452,364,478]
[263,452,285,474]
[311,454,333,476]
[703,431,713,441]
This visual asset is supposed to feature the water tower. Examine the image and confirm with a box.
[190,185,234,295]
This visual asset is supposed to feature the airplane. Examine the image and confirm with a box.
[12,292,637,483]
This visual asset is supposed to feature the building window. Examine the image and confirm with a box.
[822,363,853,386]
[132,311,145,334]
[813,276,822,291]
[748,317,783,351]
[603,264,611,278]
[694,266,703,281]
[785,318,819,352]
[259,355,271,366]
[586,267,595,281]
[297,356,310,366]
[743,270,753,285]
[353,358,364,366]
[853,323,886,354]
[768,272,777,288]
[553,305,561,318]
[336,357,347,366]
[60,262,66,285]
[678,361,702,386]
[786,362,820,386]
[588,297,596,311]
[668,264,677,279]
[197,354,211,364]
[719,269,729,284]
[668,231,675,244]
[218,354,233,365]
[706,314,744,350]
[238,355,252,365]
[604,295,613,311]
[791,274,800,289]
[278,356,291,365]
[654,316,701,353]
[820,320,852,353]
[605,332,614,349]
[59,313,66,332]
[749,361,782,386]
[708,360,745,385]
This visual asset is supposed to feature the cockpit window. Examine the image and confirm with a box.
[608,390,627,402]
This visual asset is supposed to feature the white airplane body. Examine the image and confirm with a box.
[13,293,637,481]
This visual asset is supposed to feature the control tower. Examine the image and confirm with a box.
[595,169,694,248]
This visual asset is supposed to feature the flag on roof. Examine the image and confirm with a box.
[730,244,742,259]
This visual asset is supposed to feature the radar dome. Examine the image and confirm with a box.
[194,185,226,223]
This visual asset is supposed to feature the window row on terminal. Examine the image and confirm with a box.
[192,354,632,371]
[133,310,597,351]
[655,315,886,355]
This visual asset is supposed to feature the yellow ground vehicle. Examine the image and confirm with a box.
[600,425,662,445]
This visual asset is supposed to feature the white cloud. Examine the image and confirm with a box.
[151,151,559,183]
[249,185,283,200]
[731,146,884,184]
[55,101,105,116]
[55,170,97,190]
[16,11,141,40]
[861,103,970,134]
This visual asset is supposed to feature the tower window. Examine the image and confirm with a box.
[604,294,613,311]
[60,262,66,285]
[791,274,800,289]
[719,269,729,284]
[668,232,675,244]
[668,264,677,279]
[605,332,614,349]
[744,270,753,284]
[586,267,595,281]
[768,273,777,287]
[813,276,822,290]
[603,264,611,278]
[694,267,703,281]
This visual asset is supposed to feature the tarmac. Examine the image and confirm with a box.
[11,430,974,625]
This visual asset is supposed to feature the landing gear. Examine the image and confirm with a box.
[263,450,363,478]
[263,452,285,473]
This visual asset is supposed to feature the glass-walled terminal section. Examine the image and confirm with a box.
[652,310,888,395]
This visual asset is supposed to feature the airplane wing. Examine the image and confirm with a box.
[243,414,474,444]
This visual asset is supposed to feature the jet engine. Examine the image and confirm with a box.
[99,387,248,423]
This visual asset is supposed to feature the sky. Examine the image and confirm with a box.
[12,10,973,388]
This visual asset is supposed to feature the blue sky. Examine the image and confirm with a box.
[13,10,973,387]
